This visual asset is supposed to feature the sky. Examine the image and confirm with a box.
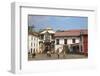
[28,15,88,31]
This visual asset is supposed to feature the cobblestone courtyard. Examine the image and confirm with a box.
[28,53,87,61]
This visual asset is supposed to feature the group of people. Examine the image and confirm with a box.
[30,45,70,59]
[46,45,69,59]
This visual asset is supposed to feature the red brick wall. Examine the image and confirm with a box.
[83,35,88,55]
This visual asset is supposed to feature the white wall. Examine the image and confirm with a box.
[55,37,80,51]
[28,35,39,53]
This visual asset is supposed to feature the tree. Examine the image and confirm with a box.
[28,24,35,32]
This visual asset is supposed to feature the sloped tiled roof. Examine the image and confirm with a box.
[54,29,88,37]
[28,31,39,36]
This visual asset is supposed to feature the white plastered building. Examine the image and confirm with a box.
[28,32,39,54]
[54,30,82,53]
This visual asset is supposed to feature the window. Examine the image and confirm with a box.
[64,39,67,44]
[72,39,76,43]
[31,48,32,53]
[45,32,50,42]
[51,34,54,39]
[41,35,44,39]
[34,48,35,53]
[31,42,32,46]
[56,39,59,45]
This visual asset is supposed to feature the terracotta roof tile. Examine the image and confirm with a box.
[54,29,88,37]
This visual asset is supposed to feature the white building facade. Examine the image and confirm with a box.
[55,37,80,52]
[28,27,55,54]
[54,30,83,53]
[28,28,87,54]
[28,33,39,54]
[39,27,55,53]
[40,27,55,42]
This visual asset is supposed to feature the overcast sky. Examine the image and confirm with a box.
[28,15,88,31]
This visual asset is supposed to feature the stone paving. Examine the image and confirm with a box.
[28,53,87,61]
